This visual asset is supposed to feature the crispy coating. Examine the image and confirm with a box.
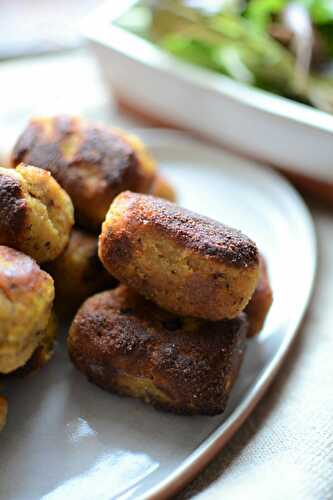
[0,394,7,432]
[68,286,247,415]
[245,255,273,337]
[0,246,54,374]
[11,116,157,231]
[0,164,74,263]
[99,192,260,320]
[150,174,177,202]
[46,228,117,313]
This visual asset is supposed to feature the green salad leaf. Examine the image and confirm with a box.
[162,13,302,96]
[118,0,333,113]
[160,10,333,110]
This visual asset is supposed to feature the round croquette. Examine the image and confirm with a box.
[0,246,54,374]
[0,164,74,263]
[11,116,157,231]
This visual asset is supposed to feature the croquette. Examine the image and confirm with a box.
[46,228,117,313]
[0,164,74,263]
[68,286,248,415]
[11,116,157,231]
[150,174,177,202]
[0,246,54,374]
[99,192,260,320]
[0,394,7,431]
[245,255,273,337]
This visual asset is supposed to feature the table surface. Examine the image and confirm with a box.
[0,50,332,500]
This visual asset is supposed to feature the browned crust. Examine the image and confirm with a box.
[68,286,247,415]
[245,255,273,337]
[11,116,154,229]
[12,116,138,188]
[105,191,258,267]
[0,174,27,245]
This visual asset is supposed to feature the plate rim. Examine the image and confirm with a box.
[0,130,316,500]
[129,129,317,500]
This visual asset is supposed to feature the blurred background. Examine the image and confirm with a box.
[0,0,117,153]
[1,0,333,190]
[0,0,101,59]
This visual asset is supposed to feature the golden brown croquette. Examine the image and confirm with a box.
[0,164,74,263]
[245,255,273,337]
[46,228,117,313]
[99,192,260,320]
[0,246,54,374]
[68,286,248,415]
[11,116,157,231]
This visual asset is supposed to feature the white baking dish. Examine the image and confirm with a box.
[83,0,333,183]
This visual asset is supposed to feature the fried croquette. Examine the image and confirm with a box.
[0,246,54,374]
[0,394,7,431]
[99,192,260,320]
[68,286,248,415]
[46,228,117,313]
[0,164,74,263]
[11,116,157,231]
[245,255,273,337]
[150,175,177,202]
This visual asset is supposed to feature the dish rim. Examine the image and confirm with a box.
[122,128,317,500]
[82,0,333,135]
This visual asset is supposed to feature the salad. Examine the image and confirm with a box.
[116,0,333,113]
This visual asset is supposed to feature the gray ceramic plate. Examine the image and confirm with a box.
[0,131,316,500]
